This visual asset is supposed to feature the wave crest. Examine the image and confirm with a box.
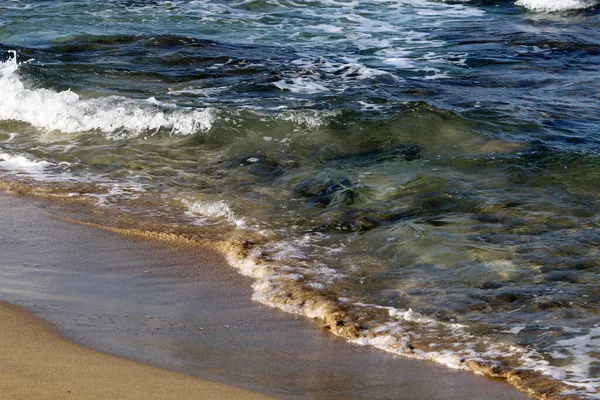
[0,51,214,138]
[515,0,599,11]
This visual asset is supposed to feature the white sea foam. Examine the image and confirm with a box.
[349,320,469,370]
[181,198,246,227]
[381,57,417,69]
[346,301,599,397]
[358,101,389,111]
[327,61,391,80]
[313,24,344,34]
[275,109,340,129]
[274,57,395,95]
[0,150,150,205]
[537,326,600,393]
[1,3,38,11]
[0,152,54,174]
[500,326,526,334]
[273,78,330,94]
[259,240,309,261]
[86,182,147,207]
[167,86,230,97]
[515,0,599,11]
[0,51,214,138]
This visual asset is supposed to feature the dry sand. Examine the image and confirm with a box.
[0,192,530,400]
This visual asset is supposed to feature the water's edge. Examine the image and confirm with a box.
[0,185,533,400]
[0,179,572,400]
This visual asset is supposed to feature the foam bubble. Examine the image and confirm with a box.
[167,86,230,97]
[331,62,391,80]
[0,152,53,174]
[500,326,526,334]
[542,326,600,392]
[273,58,394,95]
[0,52,214,138]
[515,0,599,11]
[181,198,246,227]
[275,109,340,129]
[273,78,330,94]
[85,182,147,207]
[313,24,344,34]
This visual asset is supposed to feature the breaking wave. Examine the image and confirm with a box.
[0,51,214,138]
[515,0,599,11]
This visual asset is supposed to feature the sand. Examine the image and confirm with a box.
[0,191,530,400]
[0,301,271,400]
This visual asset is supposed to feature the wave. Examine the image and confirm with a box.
[181,197,247,228]
[1,173,597,399]
[515,0,599,11]
[0,152,54,174]
[220,234,598,399]
[0,51,214,138]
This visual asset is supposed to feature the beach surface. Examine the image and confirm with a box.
[0,301,271,400]
[0,191,530,400]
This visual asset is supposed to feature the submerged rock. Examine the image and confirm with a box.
[227,154,281,176]
[293,177,367,207]
[312,208,381,233]
[535,296,574,310]
[292,178,327,198]
[478,281,504,290]
[414,191,480,216]
[314,177,356,207]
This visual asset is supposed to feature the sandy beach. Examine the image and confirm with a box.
[0,301,271,400]
[0,191,530,400]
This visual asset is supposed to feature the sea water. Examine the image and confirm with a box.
[1,1,599,398]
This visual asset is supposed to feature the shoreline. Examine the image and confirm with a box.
[0,191,530,399]
[0,301,271,400]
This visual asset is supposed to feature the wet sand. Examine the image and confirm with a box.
[0,192,530,400]
[0,301,271,400]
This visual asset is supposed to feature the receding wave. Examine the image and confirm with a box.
[220,224,600,400]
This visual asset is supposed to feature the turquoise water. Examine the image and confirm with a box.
[1,1,599,398]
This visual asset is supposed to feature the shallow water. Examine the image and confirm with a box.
[1,1,599,398]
